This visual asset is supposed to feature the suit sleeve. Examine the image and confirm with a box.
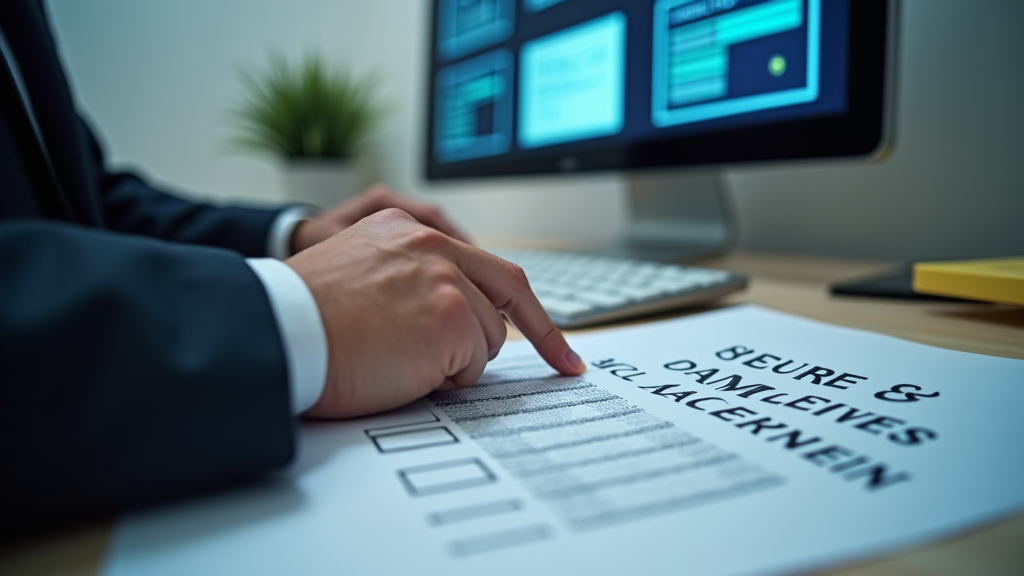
[0,220,296,539]
[85,119,283,257]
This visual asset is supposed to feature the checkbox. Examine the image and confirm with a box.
[399,458,497,496]
[371,426,458,453]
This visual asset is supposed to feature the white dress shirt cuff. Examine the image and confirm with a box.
[246,258,328,415]
[266,206,319,260]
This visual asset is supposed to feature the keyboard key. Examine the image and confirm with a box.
[611,284,667,302]
[651,279,700,293]
[537,297,596,319]
[491,248,745,327]
[574,290,630,308]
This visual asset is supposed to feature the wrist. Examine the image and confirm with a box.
[268,206,319,259]
[290,219,314,255]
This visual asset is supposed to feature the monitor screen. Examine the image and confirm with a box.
[425,0,890,179]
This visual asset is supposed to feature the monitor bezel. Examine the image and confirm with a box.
[424,0,891,180]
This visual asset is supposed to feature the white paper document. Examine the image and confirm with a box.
[104,305,1024,576]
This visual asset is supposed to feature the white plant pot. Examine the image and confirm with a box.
[283,159,358,209]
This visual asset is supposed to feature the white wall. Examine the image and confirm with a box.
[48,0,1024,260]
[47,0,377,204]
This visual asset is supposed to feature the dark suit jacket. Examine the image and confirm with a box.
[0,0,296,540]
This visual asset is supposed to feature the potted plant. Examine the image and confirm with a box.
[229,52,382,207]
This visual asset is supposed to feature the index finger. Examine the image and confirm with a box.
[449,244,586,376]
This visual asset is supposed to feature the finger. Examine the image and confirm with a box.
[449,245,586,376]
[339,185,399,219]
[454,270,507,360]
[417,210,472,245]
[449,305,492,388]
[406,206,471,244]
[422,213,472,245]
[435,378,463,392]
[383,194,473,244]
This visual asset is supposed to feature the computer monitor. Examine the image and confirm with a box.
[425,0,894,261]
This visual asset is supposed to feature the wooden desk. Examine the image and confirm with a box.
[3,252,1022,576]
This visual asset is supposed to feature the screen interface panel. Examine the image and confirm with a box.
[430,0,849,168]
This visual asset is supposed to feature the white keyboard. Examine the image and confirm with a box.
[492,249,747,328]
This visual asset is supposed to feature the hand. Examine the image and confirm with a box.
[285,208,586,419]
[290,184,470,254]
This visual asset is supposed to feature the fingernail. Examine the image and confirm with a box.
[565,349,586,373]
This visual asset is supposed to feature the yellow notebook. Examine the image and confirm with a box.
[913,257,1024,306]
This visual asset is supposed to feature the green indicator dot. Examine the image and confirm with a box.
[768,54,787,77]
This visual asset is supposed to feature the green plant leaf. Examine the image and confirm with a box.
[227,50,383,160]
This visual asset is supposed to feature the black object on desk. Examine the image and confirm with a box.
[830,265,970,301]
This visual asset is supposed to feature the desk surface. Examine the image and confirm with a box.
[3,252,1022,576]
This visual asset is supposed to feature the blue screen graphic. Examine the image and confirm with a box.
[432,0,848,164]
[652,0,820,127]
[435,50,514,162]
[519,12,626,148]
[523,0,567,14]
[438,0,516,61]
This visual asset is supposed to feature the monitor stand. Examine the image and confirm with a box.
[592,170,736,263]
